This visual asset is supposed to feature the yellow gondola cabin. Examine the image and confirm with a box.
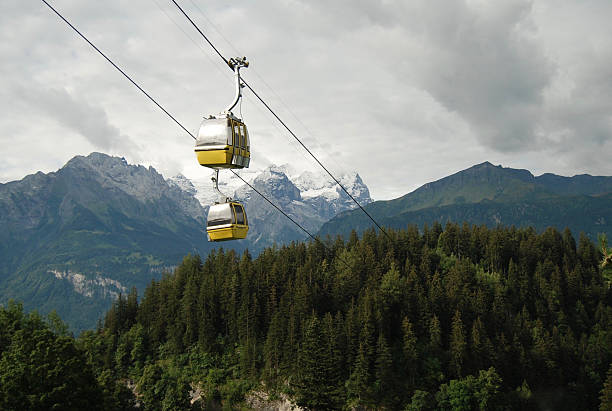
[194,113,250,169]
[206,201,248,241]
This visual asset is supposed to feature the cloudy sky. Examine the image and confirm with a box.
[1,0,611,200]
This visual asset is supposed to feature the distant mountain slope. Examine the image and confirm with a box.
[232,166,372,252]
[319,162,612,240]
[0,153,212,331]
[172,165,372,254]
[535,173,612,196]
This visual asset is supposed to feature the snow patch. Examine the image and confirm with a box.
[301,187,340,200]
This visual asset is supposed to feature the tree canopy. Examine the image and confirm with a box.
[4,222,612,410]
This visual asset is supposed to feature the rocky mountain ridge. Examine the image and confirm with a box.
[0,152,212,331]
[175,165,372,210]
[1,153,372,329]
[171,165,372,252]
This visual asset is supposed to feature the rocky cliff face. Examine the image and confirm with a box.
[292,169,372,217]
[0,152,210,331]
[64,153,205,220]
[0,171,54,233]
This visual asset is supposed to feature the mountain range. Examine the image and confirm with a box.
[0,153,213,330]
[0,153,370,330]
[2,155,611,331]
[169,164,372,252]
[233,165,371,250]
[319,161,612,241]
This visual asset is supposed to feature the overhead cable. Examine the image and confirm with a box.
[241,81,391,240]
[170,0,231,68]
[40,0,195,141]
[39,0,348,262]
[170,0,392,240]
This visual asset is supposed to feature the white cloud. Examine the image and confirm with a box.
[1,0,612,200]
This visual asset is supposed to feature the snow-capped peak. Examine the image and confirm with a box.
[168,174,196,196]
[167,164,372,253]
[171,164,371,211]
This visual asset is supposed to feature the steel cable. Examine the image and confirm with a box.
[39,0,354,267]
[169,0,392,240]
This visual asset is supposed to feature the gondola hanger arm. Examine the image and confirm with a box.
[212,169,231,203]
[225,57,249,114]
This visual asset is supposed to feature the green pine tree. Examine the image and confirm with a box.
[450,310,467,378]
[403,316,418,386]
[294,314,338,410]
[375,332,394,407]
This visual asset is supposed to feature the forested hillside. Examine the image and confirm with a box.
[58,222,612,410]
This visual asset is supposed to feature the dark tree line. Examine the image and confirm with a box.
[94,223,612,410]
[2,222,612,410]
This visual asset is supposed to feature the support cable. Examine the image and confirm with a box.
[170,0,231,68]
[231,170,353,268]
[40,0,353,265]
[40,0,195,141]
[170,0,391,240]
[229,170,316,242]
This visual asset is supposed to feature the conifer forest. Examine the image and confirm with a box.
[2,223,612,410]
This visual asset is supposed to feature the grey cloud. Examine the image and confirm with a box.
[542,51,612,151]
[3,0,612,198]
[394,0,612,163]
[402,0,553,152]
[11,82,138,155]
[292,0,402,30]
